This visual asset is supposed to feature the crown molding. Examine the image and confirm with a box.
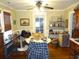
[16,9,64,12]
[64,2,79,11]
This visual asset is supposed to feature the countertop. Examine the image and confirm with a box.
[70,38,79,45]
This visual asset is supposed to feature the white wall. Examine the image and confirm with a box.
[16,10,33,32]
[15,10,65,36]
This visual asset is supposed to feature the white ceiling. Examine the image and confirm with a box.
[0,0,79,10]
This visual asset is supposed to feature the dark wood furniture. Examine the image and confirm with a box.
[72,8,79,38]
[3,12,11,31]
[70,39,79,59]
[0,11,12,59]
[74,9,79,28]
[0,33,4,59]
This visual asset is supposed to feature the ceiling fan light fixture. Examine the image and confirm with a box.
[36,1,42,8]
[26,0,53,10]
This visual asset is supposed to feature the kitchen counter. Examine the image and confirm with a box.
[70,38,79,45]
[70,38,79,57]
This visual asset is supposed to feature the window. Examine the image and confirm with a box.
[35,17,43,33]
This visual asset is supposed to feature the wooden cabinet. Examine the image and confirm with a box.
[0,11,11,32]
[72,9,79,38]
[70,40,79,57]
[0,11,12,59]
[0,33,4,59]
[3,12,11,31]
[74,10,79,28]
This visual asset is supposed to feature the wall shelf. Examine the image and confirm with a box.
[49,20,66,31]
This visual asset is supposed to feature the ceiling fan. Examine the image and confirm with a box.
[26,0,54,10]
[36,0,54,9]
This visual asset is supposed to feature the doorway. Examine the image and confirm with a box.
[69,11,75,38]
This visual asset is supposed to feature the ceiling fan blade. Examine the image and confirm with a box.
[44,6,54,9]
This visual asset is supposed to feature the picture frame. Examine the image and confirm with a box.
[20,18,30,26]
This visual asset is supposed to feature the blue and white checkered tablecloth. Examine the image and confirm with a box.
[28,42,48,59]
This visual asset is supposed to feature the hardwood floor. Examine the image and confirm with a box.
[8,44,74,59]
[48,44,74,59]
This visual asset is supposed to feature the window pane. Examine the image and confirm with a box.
[35,22,40,27]
[35,17,43,33]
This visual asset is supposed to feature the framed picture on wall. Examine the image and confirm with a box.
[20,18,30,26]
